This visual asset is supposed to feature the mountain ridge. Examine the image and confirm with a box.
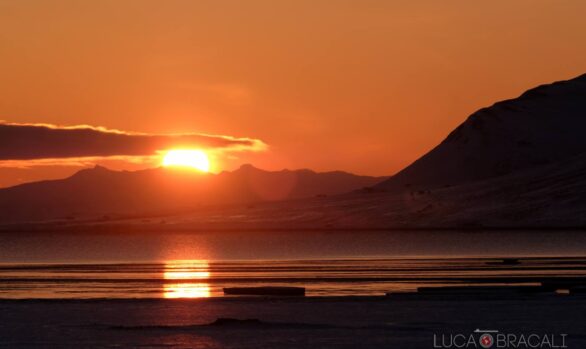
[0,164,386,223]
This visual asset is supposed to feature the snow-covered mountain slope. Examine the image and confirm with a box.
[377,73,586,192]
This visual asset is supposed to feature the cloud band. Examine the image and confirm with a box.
[0,122,266,161]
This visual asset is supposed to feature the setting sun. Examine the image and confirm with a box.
[162,149,210,172]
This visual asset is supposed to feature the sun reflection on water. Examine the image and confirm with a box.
[163,260,211,299]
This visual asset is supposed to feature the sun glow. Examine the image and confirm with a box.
[163,283,211,298]
[163,261,211,299]
[162,149,210,172]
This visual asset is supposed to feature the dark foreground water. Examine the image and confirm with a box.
[1,230,585,299]
[2,296,585,348]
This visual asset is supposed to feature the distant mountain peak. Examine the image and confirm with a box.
[237,163,258,171]
[69,164,114,178]
[92,164,111,171]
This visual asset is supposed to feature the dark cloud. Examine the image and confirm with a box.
[0,122,266,160]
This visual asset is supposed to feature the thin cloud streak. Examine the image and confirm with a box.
[0,122,267,165]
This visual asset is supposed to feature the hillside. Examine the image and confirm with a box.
[377,73,586,192]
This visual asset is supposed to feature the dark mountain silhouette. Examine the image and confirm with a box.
[133,152,586,230]
[0,165,385,223]
[376,73,586,192]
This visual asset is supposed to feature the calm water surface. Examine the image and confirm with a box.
[0,230,585,299]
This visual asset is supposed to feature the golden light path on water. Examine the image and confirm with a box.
[163,260,211,299]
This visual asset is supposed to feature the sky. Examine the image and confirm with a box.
[1,0,585,187]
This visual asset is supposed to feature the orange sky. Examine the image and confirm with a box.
[1,0,585,187]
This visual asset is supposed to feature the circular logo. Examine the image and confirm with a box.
[479,334,494,348]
